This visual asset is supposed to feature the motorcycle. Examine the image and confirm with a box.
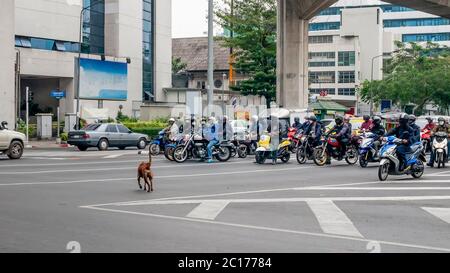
[359,132,380,168]
[421,129,432,153]
[255,133,291,164]
[173,134,233,163]
[149,130,168,156]
[313,134,359,166]
[163,134,184,161]
[378,136,426,181]
[432,131,448,169]
[231,131,254,159]
[287,128,302,153]
[296,134,317,164]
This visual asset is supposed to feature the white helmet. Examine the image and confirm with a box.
[169,118,176,123]
[208,117,216,124]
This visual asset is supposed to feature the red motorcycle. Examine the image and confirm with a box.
[421,129,432,153]
[287,127,303,153]
[313,133,359,166]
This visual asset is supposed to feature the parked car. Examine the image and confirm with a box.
[0,121,25,160]
[68,123,149,151]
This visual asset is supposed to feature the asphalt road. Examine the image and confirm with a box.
[0,147,450,253]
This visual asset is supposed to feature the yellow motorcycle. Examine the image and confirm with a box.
[255,132,292,164]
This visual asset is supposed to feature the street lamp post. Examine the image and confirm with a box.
[207,0,214,115]
[76,0,104,130]
[370,54,384,116]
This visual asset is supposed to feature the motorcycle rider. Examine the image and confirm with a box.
[299,116,311,131]
[423,117,436,131]
[326,115,352,164]
[409,115,421,144]
[370,116,386,158]
[292,117,302,130]
[267,115,282,165]
[219,115,234,141]
[386,113,414,172]
[304,115,322,147]
[361,115,373,131]
[427,117,450,167]
[204,117,219,163]
[165,118,179,141]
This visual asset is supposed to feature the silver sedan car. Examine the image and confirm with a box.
[68,123,149,151]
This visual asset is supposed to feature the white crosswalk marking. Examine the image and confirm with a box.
[307,200,363,238]
[186,201,230,220]
[103,154,123,159]
[422,207,450,224]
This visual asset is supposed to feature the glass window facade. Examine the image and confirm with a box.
[309,22,340,31]
[309,35,333,44]
[316,5,415,17]
[338,88,356,96]
[82,0,105,54]
[15,36,79,52]
[143,0,155,102]
[381,5,415,13]
[310,88,336,95]
[338,51,355,67]
[309,71,335,84]
[338,71,355,83]
[403,33,450,42]
[384,18,450,28]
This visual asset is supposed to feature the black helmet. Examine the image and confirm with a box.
[426,117,433,123]
[399,113,409,126]
[309,115,317,122]
[363,115,370,122]
[294,117,300,123]
[335,115,344,125]
[373,116,382,126]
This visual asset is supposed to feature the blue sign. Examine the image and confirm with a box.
[50,90,66,99]
[79,58,128,101]
[381,100,392,112]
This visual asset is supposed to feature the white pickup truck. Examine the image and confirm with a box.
[0,121,25,160]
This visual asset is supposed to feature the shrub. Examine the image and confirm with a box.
[60,132,68,142]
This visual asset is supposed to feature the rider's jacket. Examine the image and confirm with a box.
[203,123,218,142]
[423,123,436,131]
[432,124,450,135]
[410,123,421,144]
[292,122,302,130]
[330,123,351,139]
[361,121,373,131]
[387,125,415,145]
[305,122,322,141]
[299,121,311,131]
[370,124,386,140]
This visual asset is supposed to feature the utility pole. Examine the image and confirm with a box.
[25,86,29,143]
[207,0,214,114]
[229,0,234,86]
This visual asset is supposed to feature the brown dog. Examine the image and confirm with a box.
[137,153,154,192]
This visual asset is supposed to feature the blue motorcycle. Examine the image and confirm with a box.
[378,136,426,181]
[359,132,380,168]
[149,130,168,156]
[164,134,184,161]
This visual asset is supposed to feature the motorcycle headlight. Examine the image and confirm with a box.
[385,146,396,155]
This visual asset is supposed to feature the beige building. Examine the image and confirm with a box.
[0,0,172,128]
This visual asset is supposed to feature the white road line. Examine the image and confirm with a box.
[0,166,310,186]
[103,154,123,159]
[0,159,166,168]
[422,207,450,224]
[295,187,450,191]
[0,160,259,175]
[81,205,450,252]
[113,195,450,207]
[307,200,363,238]
[186,201,230,220]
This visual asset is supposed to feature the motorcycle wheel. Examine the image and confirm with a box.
[437,152,444,169]
[255,152,266,164]
[215,147,232,162]
[378,161,390,181]
[149,144,161,156]
[173,146,188,163]
[296,147,307,164]
[345,146,359,165]
[313,147,328,167]
[412,161,425,179]
[359,154,369,168]
[237,144,248,159]
[164,147,175,161]
[280,152,290,163]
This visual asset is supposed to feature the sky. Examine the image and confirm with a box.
[172,0,209,38]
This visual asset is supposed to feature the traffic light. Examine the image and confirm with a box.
[28,91,34,102]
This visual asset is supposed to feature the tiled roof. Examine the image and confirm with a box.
[172,37,231,72]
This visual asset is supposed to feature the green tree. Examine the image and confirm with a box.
[215,0,277,107]
[172,57,187,74]
[360,42,450,115]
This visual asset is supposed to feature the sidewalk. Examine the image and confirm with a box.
[27,140,73,150]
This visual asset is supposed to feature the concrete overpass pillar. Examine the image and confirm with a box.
[277,0,309,110]
[0,0,16,127]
